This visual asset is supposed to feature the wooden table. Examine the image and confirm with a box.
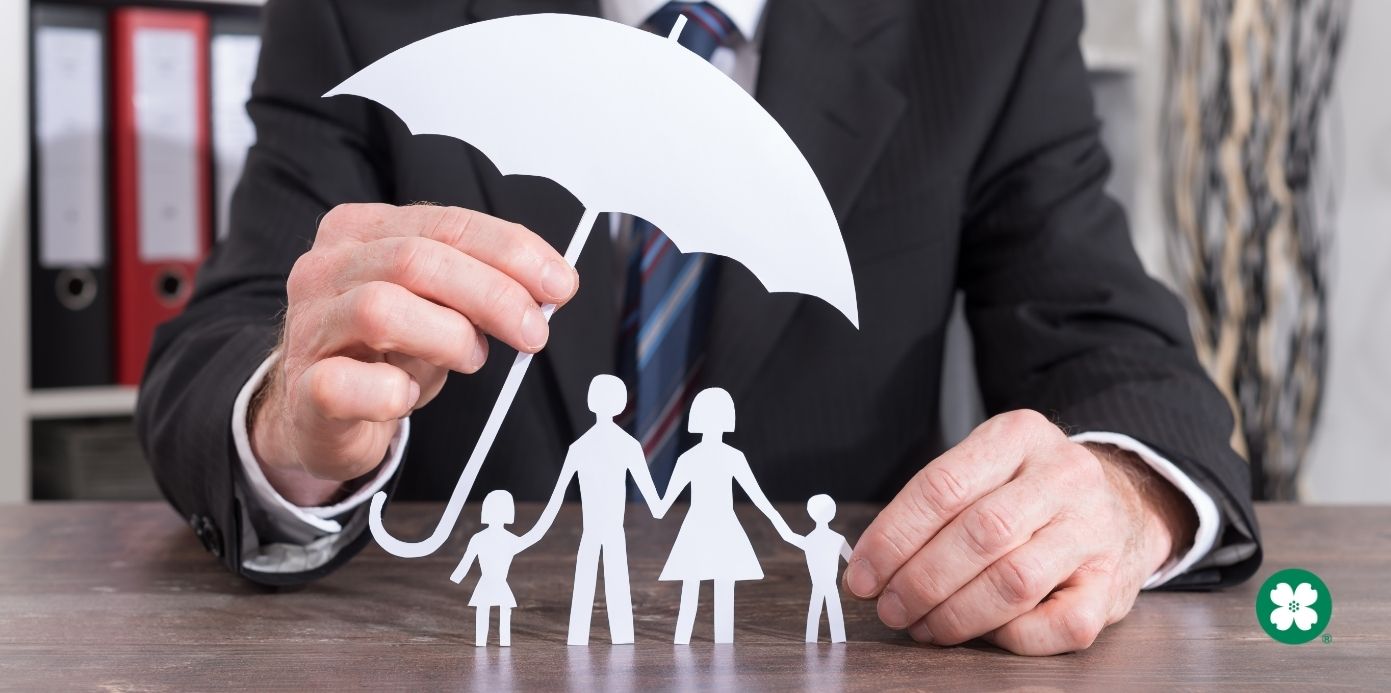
[1,502,1387,690]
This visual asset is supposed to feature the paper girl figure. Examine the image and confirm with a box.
[653,387,801,644]
[787,494,855,643]
[450,490,544,647]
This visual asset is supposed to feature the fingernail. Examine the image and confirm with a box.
[471,333,488,368]
[878,590,909,629]
[908,620,934,644]
[520,309,548,351]
[846,559,879,598]
[406,379,421,409]
[540,260,576,301]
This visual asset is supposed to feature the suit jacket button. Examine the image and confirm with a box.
[189,514,207,543]
[190,514,221,557]
[200,516,223,558]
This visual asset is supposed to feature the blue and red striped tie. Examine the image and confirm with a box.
[618,2,738,492]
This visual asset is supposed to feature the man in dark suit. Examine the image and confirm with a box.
[137,0,1261,655]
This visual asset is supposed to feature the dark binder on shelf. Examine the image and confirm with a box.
[30,4,113,388]
[111,7,211,386]
[210,14,261,241]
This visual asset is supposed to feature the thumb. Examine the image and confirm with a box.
[287,356,416,480]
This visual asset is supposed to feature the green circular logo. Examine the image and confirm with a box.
[1256,568,1331,644]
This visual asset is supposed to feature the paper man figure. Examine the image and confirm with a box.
[450,490,546,647]
[527,374,664,646]
[653,387,801,644]
[788,494,855,644]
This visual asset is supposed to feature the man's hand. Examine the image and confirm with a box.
[249,203,578,506]
[844,410,1197,655]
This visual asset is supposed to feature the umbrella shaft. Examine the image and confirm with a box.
[367,206,600,558]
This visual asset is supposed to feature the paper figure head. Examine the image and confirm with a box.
[481,489,515,526]
[688,387,735,434]
[807,494,836,523]
[588,374,627,418]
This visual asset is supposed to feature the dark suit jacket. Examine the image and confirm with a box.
[137,0,1261,587]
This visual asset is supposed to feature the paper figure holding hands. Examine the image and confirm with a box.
[653,387,801,645]
[787,494,855,643]
[525,374,664,646]
[338,12,861,565]
[450,490,549,647]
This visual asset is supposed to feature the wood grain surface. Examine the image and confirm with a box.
[1,502,1387,690]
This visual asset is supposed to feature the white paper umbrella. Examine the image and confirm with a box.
[326,13,859,558]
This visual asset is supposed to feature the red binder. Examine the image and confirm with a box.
[111,8,211,385]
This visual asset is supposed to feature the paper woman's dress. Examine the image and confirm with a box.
[659,444,766,582]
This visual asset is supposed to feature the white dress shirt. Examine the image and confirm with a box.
[232,0,1218,587]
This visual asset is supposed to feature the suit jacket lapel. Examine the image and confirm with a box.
[704,0,906,404]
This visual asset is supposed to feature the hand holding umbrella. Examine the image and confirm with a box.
[325,13,859,558]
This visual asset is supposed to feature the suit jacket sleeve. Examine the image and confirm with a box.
[957,0,1260,588]
[136,0,390,585]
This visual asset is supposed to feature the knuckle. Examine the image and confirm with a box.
[990,556,1049,607]
[430,206,476,247]
[509,224,548,264]
[915,465,971,521]
[863,517,919,569]
[928,603,969,644]
[1059,606,1104,651]
[316,204,352,237]
[389,237,441,287]
[902,566,948,608]
[483,278,531,322]
[385,373,412,414]
[303,367,340,417]
[351,283,401,349]
[285,252,321,303]
[318,203,376,238]
[961,502,1020,558]
[1059,444,1106,484]
[991,409,1052,438]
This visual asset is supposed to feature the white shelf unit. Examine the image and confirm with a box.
[28,386,140,420]
[0,0,265,503]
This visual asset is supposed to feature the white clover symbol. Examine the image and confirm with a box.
[1269,581,1319,631]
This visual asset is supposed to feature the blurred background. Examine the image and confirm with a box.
[0,0,1383,505]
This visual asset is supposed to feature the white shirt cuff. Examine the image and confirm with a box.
[232,352,408,542]
[1069,431,1220,589]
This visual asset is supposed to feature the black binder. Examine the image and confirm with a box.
[30,4,112,388]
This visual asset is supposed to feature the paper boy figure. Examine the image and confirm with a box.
[789,494,855,644]
[450,490,544,647]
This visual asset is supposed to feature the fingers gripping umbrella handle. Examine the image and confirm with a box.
[367,206,602,558]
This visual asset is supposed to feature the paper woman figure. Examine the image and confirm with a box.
[787,494,855,643]
[450,490,545,647]
[653,387,801,644]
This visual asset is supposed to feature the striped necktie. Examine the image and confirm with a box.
[618,2,737,492]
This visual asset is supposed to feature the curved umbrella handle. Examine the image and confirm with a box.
[367,207,601,558]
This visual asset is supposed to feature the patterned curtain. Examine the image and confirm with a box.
[1161,0,1348,500]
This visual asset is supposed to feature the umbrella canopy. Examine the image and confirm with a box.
[326,12,857,326]
[326,13,859,559]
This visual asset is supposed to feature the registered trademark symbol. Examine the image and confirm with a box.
[1322,634,1332,644]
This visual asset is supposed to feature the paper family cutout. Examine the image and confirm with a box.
[323,13,865,647]
[451,376,856,646]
